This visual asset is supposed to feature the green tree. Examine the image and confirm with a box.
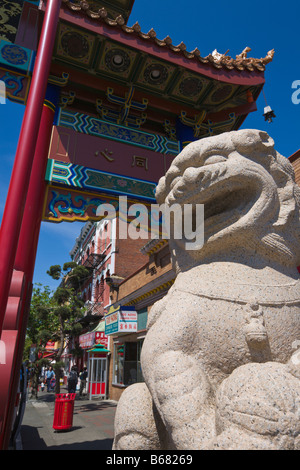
[26,262,90,396]
[24,284,57,398]
[46,261,90,393]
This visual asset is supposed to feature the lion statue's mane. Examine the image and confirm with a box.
[156,129,300,272]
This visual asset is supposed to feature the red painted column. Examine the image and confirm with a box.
[0,0,62,334]
[14,96,58,278]
[0,95,58,450]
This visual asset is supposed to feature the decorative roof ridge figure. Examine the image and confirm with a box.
[61,0,274,72]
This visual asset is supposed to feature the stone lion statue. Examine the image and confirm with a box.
[113,129,300,450]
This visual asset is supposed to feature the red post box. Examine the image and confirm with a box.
[53,393,76,431]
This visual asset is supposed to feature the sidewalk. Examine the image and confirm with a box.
[20,389,117,450]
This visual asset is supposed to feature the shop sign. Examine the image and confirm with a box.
[105,310,119,335]
[79,332,95,349]
[95,331,109,348]
[105,306,137,335]
[119,309,137,333]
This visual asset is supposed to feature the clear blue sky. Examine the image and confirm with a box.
[0,0,299,291]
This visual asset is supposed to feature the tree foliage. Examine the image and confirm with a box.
[26,262,90,396]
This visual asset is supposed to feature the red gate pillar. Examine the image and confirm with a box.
[14,86,60,280]
[0,0,62,334]
[0,88,59,450]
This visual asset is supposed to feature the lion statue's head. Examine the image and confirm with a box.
[156,129,300,273]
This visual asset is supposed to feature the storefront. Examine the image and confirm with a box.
[113,339,144,386]
[105,305,147,401]
[87,344,109,400]
[105,306,138,336]
[79,320,109,399]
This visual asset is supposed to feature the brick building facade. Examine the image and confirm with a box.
[70,218,148,314]
[67,217,148,397]
[67,215,175,401]
[289,149,300,185]
[106,238,175,401]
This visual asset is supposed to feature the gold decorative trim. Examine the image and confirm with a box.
[48,72,69,87]
[61,1,274,72]
[124,279,175,306]
[141,239,168,256]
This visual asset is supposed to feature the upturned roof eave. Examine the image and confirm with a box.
[43,1,271,87]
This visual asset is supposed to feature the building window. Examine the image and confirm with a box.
[113,343,125,385]
[137,308,148,331]
[113,340,144,386]
[160,253,170,268]
[137,340,143,382]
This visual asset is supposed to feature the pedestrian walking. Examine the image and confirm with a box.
[68,366,78,393]
[50,376,56,391]
[79,367,88,397]
[46,367,55,392]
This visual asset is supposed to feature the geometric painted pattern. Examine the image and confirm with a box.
[46,160,87,188]
[56,108,180,155]
[45,159,157,201]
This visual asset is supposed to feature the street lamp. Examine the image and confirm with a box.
[263,105,276,123]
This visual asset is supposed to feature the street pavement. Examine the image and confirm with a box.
[19,391,204,461]
[20,388,117,450]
